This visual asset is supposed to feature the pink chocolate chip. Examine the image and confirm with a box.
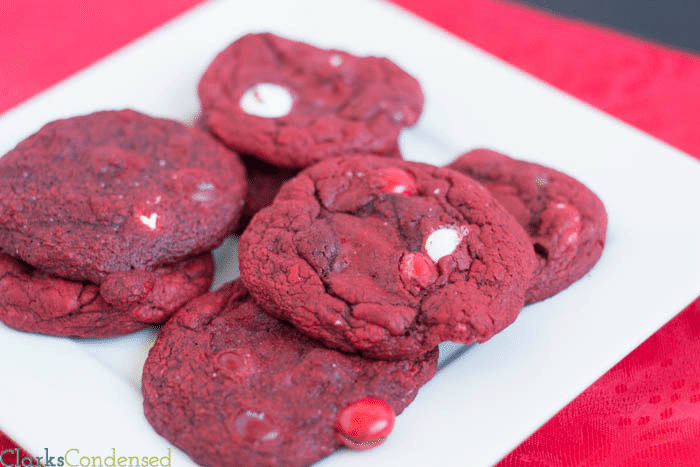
[537,202,582,257]
[400,251,438,292]
[376,167,417,195]
[233,410,280,444]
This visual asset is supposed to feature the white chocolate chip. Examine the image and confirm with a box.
[191,192,212,202]
[191,182,215,203]
[247,410,264,420]
[139,213,158,230]
[239,83,293,118]
[329,54,343,67]
[424,226,467,262]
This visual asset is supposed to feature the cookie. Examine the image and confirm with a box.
[236,154,300,232]
[198,33,422,168]
[236,146,402,232]
[0,251,214,337]
[448,149,607,304]
[0,109,246,284]
[239,156,535,359]
[142,280,438,467]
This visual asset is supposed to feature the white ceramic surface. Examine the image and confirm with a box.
[1,1,700,466]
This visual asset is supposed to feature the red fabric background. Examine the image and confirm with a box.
[0,0,204,114]
[2,0,700,464]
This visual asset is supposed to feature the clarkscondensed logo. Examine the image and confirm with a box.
[0,448,171,467]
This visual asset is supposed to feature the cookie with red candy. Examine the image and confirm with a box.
[142,280,437,467]
[448,149,607,304]
[239,155,535,359]
[198,32,422,168]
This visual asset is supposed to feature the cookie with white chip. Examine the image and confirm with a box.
[0,109,245,336]
[239,156,535,359]
[198,33,422,168]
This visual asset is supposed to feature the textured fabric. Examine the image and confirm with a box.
[498,300,700,466]
[0,0,204,114]
[0,431,31,459]
[2,0,700,464]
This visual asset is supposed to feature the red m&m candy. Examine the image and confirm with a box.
[336,397,395,450]
[376,167,417,195]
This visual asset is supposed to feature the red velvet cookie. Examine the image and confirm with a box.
[198,33,422,168]
[142,280,437,467]
[0,109,246,284]
[236,154,300,232]
[236,147,402,233]
[448,149,607,304]
[0,252,213,337]
[239,156,535,359]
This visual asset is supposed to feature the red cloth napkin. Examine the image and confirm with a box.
[2,0,700,464]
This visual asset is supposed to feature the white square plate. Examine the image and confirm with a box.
[2,1,700,466]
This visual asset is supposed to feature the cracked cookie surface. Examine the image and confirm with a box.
[234,148,401,233]
[449,149,607,304]
[0,252,213,337]
[198,33,422,168]
[0,109,246,284]
[142,280,437,467]
[239,156,535,359]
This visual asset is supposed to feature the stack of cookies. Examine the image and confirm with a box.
[0,33,607,467]
[0,110,246,337]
